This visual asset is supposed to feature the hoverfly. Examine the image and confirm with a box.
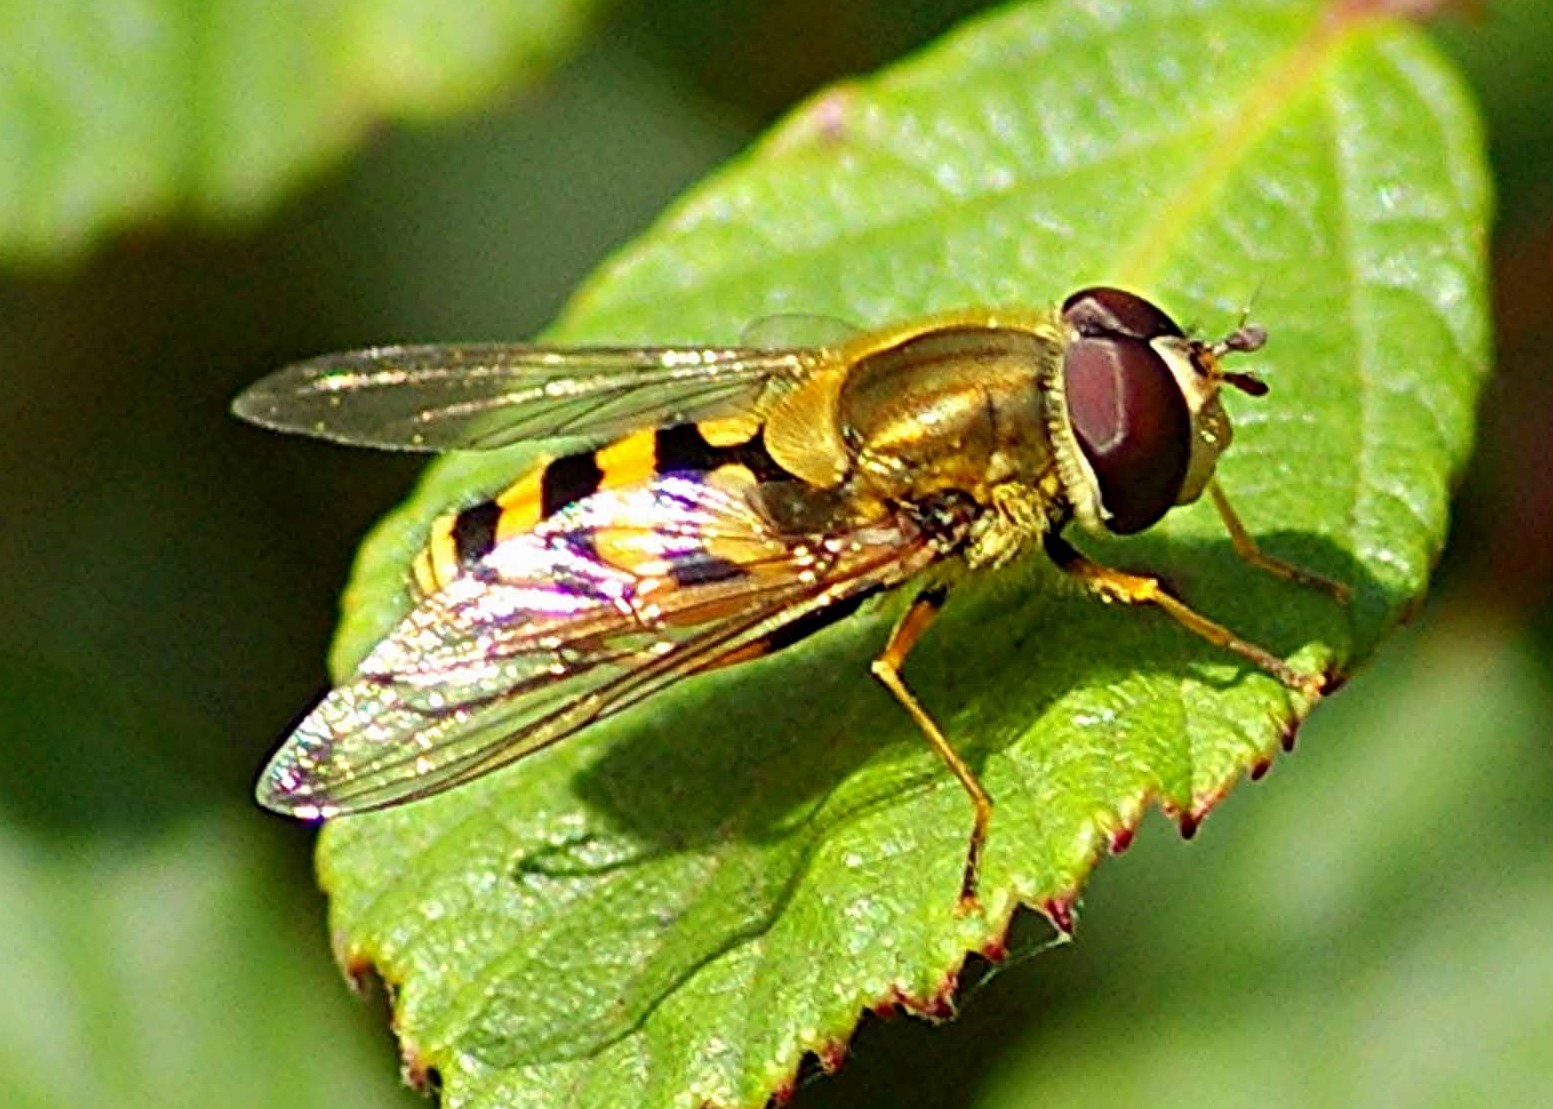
[236,286,1347,913]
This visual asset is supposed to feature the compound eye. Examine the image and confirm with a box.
[1063,333,1191,534]
[1062,286,1184,341]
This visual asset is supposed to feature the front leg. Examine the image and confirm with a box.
[1043,532,1327,701]
[1208,480,1351,604]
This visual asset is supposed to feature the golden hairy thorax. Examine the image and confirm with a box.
[760,312,1069,559]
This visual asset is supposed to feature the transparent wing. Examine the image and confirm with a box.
[232,343,819,452]
[257,475,935,818]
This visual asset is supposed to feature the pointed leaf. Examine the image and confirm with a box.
[308,1,1491,1106]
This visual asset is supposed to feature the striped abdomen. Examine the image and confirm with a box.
[411,419,793,595]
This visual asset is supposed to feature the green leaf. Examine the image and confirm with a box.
[0,0,601,262]
[0,813,417,1109]
[313,1,1491,1106]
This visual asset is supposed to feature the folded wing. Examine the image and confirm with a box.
[232,344,817,451]
[257,475,931,818]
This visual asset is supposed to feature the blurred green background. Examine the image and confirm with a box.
[0,2,1547,1107]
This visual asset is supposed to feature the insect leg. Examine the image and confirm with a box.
[869,584,991,916]
[1208,479,1351,603]
[1043,533,1327,700]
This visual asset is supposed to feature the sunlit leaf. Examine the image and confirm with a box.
[309,1,1491,1105]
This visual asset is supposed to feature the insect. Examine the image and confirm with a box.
[236,286,1347,913]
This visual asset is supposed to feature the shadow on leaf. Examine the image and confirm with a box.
[450,533,1379,1069]
[572,531,1377,856]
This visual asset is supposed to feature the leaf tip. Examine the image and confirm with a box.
[1041,897,1077,938]
[1320,662,1352,696]
[1177,811,1202,840]
[881,978,960,1023]
[978,933,1011,964]
[335,944,441,1100]
[869,996,900,1021]
[341,951,381,995]
[815,1039,850,1076]
[400,1051,443,1100]
[1107,824,1136,856]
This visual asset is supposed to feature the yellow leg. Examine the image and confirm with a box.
[870,586,991,916]
[1209,480,1351,604]
[1045,534,1328,701]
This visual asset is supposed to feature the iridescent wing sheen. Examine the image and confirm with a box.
[256,475,935,819]
[231,343,820,452]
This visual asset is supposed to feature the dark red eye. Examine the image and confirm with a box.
[1063,332,1190,534]
[1062,286,1184,341]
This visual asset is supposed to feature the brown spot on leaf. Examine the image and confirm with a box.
[400,1049,441,1099]
[816,1039,849,1075]
[767,85,861,154]
[1042,897,1075,936]
[337,951,401,1038]
[1108,825,1135,855]
[979,934,1009,963]
[893,974,959,1022]
[342,952,380,996]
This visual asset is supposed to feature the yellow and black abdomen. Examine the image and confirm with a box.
[411,420,793,595]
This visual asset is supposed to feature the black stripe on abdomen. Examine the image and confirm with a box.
[654,424,790,483]
[451,500,501,566]
[528,420,790,525]
[541,452,604,517]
